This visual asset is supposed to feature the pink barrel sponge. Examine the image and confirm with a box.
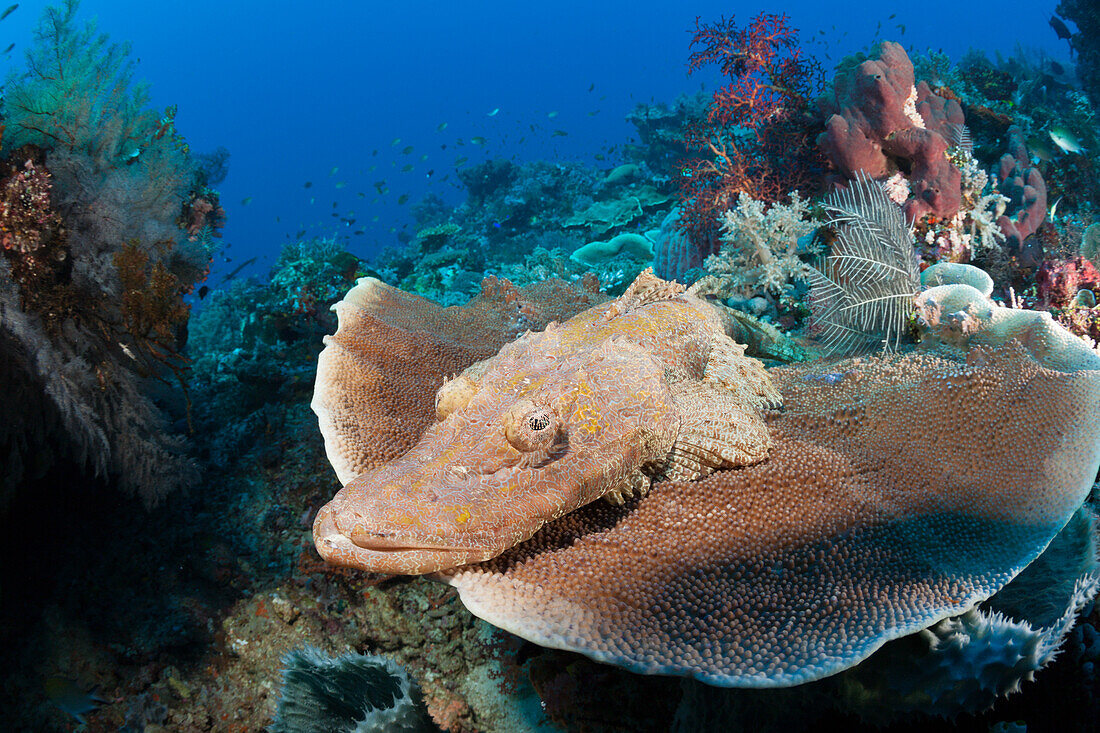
[817,41,964,222]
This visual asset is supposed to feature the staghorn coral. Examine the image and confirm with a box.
[704,192,818,298]
[313,270,779,574]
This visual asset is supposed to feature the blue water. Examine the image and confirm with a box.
[0,1,1071,283]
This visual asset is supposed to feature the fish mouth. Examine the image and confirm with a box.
[312,503,489,574]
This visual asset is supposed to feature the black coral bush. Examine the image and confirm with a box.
[0,1,221,506]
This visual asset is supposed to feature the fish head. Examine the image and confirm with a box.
[313,334,679,574]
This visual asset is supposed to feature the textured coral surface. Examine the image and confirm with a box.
[447,345,1100,687]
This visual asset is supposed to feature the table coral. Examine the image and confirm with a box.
[444,343,1099,687]
[312,261,1100,699]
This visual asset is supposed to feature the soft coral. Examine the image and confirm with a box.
[678,13,825,252]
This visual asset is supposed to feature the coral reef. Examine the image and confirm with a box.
[0,0,217,505]
[6,5,1100,732]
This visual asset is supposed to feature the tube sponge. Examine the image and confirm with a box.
[271,647,436,733]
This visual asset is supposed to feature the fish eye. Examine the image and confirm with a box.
[503,400,559,452]
[528,412,551,431]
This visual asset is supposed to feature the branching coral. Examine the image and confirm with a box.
[704,192,818,297]
[678,13,825,256]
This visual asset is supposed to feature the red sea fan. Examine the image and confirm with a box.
[678,13,826,253]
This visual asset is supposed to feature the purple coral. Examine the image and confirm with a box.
[995,126,1047,266]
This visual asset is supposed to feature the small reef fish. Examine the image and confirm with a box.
[552,129,569,137]
[1050,15,1072,41]
[329,166,339,176]
[397,194,409,204]
[0,5,17,22]
[1026,135,1054,162]
[303,181,312,188]
[1049,125,1086,154]
[2,43,13,54]
[335,182,346,189]
[240,196,252,205]
[487,107,500,116]
[401,164,414,172]
[401,145,413,155]
[44,676,104,724]
[198,285,209,299]
[1049,196,1063,223]
[390,137,401,146]
[437,122,448,132]
[470,136,486,146]
[218,256,257,284]
[547,111,559,118]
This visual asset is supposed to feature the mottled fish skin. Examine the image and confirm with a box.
[314,270,778,574]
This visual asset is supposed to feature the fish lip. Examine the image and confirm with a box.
[312,503,486,574]
[348,528,483,555]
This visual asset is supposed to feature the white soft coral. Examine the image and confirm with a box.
[706,192,818,297]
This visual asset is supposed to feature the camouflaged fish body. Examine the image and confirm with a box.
[313,270,780,574]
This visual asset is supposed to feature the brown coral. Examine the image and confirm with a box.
[445,344,1100,686]
[114,240,191,376]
